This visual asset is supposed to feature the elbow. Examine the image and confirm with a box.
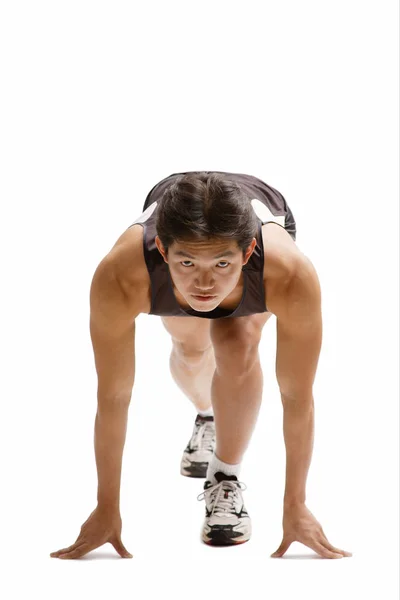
[97,391,132,408]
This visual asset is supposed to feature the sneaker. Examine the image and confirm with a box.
[196,471,251,545]
[180,414,216,478]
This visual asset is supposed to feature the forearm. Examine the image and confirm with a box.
[94,401,130,511]
[282,397,315,509]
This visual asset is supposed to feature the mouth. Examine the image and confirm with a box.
[192,294,216,301]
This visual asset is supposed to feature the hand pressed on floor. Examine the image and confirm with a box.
[271,503,352,559]
[50,505,133,560]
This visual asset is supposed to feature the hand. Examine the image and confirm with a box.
[50,505,133,560]
[271,503,352,559]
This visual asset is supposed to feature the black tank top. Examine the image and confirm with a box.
[128,171,296,319]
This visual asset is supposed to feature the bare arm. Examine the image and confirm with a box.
[270,258,352,560]
[274,255,323,507]
[89,255,141,511]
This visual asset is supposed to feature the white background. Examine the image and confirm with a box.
[0,0,398,598]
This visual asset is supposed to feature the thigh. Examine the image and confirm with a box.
[161,316,212,354]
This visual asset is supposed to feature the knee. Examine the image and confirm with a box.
[212,327,262,375]
[172,340,214,369]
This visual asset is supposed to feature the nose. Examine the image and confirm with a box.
[194,274,214,291]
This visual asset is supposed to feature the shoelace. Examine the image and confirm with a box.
[191,420,215,450]
[196,480,247,514]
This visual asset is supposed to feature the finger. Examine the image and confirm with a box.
[319,532,353,557]
[50,550,68,557]
[313,541,343,559]
[319,538,352,557]
[58,545,91,560]
[110,537,133,558]
[50,545,81,557]
[52,542,88,558]
[50,533,87,557]
[270,537,292,558]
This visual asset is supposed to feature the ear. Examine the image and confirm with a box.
[242,238,257,266]
[155,235,168,263]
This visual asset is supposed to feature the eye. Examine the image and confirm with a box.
[180,261,230,268]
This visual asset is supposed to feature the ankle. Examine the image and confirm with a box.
[198,405,214,417]
[206,452,242,484]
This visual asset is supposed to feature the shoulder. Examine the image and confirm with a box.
[95,224,151,316]
[261,223,317,314]
[262,222,299,282]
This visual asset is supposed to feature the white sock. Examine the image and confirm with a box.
[206,452,241,484]
[198,405,214,417]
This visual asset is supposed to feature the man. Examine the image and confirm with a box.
[50,171,352,559]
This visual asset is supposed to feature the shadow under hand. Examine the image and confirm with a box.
[80,552,132,560]
[273,554,340,560]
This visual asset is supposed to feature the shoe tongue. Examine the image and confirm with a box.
[214,471,238,483]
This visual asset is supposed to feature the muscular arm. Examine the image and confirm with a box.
[89,256,141,510]
[274,255,323,506]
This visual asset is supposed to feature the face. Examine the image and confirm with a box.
[155,235,257,311]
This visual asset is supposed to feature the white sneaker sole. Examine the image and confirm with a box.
[201,518,252,546]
